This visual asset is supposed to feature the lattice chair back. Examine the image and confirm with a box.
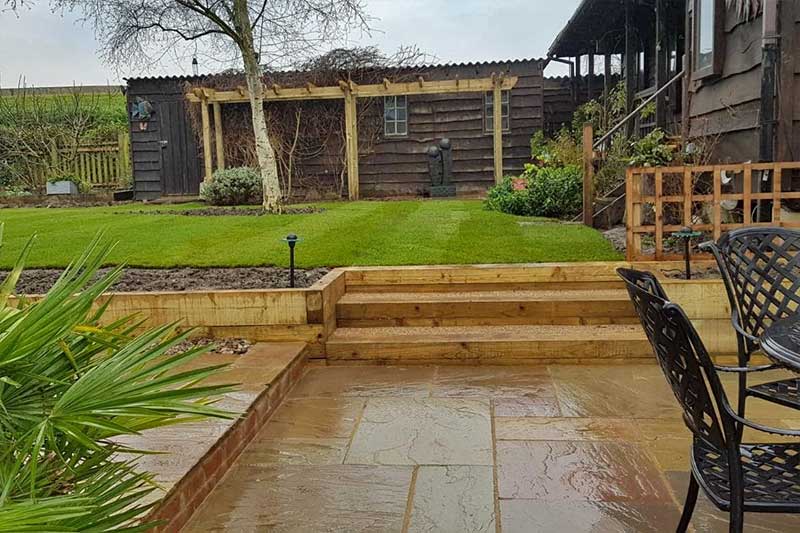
[618,268,731,452]
[711,228,800,344]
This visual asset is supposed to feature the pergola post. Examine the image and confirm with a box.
[200,97,213,182]
[212,101,225,170]
[344,88,359,200]
[493,75,504,184]
[587,51,595,100]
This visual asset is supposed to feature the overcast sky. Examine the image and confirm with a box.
[0,0,579,88]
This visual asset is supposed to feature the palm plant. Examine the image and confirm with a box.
[0,230,234,531]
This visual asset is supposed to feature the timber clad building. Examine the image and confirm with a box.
[549,0,799,164]
[127,59,587,200]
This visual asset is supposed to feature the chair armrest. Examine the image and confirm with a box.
[713,363,778,373]
[731,309,760,345]
[722,403,800,437]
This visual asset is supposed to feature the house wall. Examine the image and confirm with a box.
[687,10,764,163]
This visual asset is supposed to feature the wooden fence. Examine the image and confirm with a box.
[625,162,800,261]
[30,132,131,189]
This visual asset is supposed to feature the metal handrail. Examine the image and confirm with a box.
[592,69,685,151]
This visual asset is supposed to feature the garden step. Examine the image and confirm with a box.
[325,324,651,363]
[336,289,637,327]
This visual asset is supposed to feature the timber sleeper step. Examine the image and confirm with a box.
[325,324,651,363]
[336,289,637,327]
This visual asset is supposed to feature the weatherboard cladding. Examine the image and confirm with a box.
[126,58,564,198]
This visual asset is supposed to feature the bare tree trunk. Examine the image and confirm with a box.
[232,0,281,212]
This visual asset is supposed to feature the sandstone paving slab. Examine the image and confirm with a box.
[494,417,641,441]
[499,500,682,533]
[183,464,413,533]
[288,365,435,398]
[496,440,672,502]
[548,364,681,418]
[235,437,350,466]
[407,466,496,533]
[431,366,562,417]
[492,396,562,417]
[345,398,493,466]
[259,398,364,439]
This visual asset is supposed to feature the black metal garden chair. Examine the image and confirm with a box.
[617,267,800,533]
[700,228,800,413]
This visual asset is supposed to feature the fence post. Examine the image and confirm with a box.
[118,131,131,182]
[582,122,595,226]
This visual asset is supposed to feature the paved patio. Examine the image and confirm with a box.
[184,363,800,532]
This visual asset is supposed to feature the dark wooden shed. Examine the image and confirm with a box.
[126,76,204,200]
[127,59,579,200]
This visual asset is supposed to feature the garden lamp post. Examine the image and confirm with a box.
[283,234,300,288]
[671,227,703,280]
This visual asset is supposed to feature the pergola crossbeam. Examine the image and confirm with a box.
[186,76,518,103]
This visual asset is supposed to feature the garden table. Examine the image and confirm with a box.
[761,314,800,371]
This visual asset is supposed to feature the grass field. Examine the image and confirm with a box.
[0,200,621,268]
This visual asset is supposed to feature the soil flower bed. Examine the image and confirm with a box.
[11,266,330,294]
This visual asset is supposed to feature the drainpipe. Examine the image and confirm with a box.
[759,0,779,163]
[758,0,779,220]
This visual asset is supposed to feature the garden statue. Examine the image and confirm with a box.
[429,138,456,197]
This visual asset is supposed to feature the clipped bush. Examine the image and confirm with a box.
[200,167,262,205]
[485,164,582,219]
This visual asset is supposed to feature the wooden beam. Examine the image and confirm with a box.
[200,99,213,182]
[212,101,225,170]
[186,76,518,104]
[582,123,594,226]
[654,0,668,129]
[344,89,359,200]
[624,0,636,137]
[587,52,594,100]
[493,75,504,184]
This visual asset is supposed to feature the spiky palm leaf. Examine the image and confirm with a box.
[0,230,234,531]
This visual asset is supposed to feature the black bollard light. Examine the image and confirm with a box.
[282,233,300,287]
[671,227,702,280]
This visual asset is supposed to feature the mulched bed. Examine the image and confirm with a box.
[11,266,331,295]
[166,337,252,356]
[123,206,324,216]
[661,264,721,279]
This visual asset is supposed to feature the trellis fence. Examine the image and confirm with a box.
[30,132,131,189]
[625,162,800,261]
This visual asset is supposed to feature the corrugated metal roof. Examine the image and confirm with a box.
[124,58,545,83]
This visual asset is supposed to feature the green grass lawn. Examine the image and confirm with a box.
[0,200,621,268]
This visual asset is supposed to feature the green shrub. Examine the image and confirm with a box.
[200,167,262,205]
[485,164,582,219]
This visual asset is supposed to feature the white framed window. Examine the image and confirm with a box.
[384,96,408,136]
[485,90,510,132]
[693,0,723,78]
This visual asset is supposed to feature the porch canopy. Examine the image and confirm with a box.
[548,0,630,57]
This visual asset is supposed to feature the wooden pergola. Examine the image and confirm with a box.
[187,74,518,199]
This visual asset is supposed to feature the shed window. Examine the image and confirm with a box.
[693,0,722,78]
[485,90,510,132]
[384,96,407,136]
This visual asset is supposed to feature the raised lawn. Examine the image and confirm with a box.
[0,200,621,268]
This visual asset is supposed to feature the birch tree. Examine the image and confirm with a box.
[9,0,368,211]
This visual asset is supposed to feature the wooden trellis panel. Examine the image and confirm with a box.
[625,162,800,261]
